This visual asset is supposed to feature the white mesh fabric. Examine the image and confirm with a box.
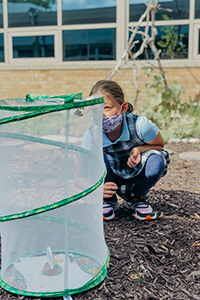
[0,98,108,294]
[0,99,104,214]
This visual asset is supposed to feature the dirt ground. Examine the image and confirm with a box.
[0,141,200,300]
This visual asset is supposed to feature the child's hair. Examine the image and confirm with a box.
[89,80,133,112]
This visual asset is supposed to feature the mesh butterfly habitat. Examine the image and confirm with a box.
[0,93,109,298]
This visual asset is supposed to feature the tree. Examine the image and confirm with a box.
[109,0,172,105]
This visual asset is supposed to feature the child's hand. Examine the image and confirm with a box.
[103,182,118,198]
[127,147,141,168]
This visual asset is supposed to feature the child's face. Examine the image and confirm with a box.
[102,94,121,118]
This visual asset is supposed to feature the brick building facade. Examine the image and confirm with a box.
[0,66,199,104]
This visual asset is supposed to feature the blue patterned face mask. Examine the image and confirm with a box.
[103,105,122,133]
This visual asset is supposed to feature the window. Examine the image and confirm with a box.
[0,33,4,62]
[129,0,189,22]
[13,35,54,58]
[8,0,57,27]
[158,24,189,59]
[0,1,198,65]
[195,0,200,18]
[0,0,3,28]
[62,0,116,25]
[63,28,116,61]
[130,25,189,59]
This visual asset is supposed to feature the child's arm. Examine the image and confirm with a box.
[127,131,164,168]
[137,131,164,153]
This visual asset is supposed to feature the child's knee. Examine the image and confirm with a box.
[145,154,164,179]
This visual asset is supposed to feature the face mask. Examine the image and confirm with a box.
[103,105,122,133]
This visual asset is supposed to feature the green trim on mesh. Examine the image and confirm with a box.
[0,93,109,297]
[0,92,83,109]
[0,168,107,222]
[0,92,105,222]
[25,92,83,103]
[0,248,110,298]
[0,94,104,126]
[34,215,99,236]
[0,131,96,158]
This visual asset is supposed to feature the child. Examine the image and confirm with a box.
[89,80,170,221]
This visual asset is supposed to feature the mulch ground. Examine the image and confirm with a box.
[1,142,200,300]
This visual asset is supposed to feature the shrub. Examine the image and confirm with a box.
[135,67,200,141]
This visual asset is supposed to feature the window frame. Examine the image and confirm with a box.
[61,23,117,63]
[193,23,200,59]
[7,29,59,64]
[0,0,199,67]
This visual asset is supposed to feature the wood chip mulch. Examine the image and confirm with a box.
[1,142,200,299]
[1,189,200,300]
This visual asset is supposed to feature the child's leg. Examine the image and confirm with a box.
[103,154,125,220]
[131,154,165,199]
[127,154,164,220]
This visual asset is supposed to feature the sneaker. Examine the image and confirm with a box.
[132,197,157,221]
[103,201,118,221]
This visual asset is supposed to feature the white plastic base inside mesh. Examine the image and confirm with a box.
[4,253,100,293]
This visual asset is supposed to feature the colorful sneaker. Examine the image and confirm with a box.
[103,201,118,221]
[132,197,157,221]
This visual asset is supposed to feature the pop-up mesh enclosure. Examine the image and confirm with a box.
[0,93,109,298]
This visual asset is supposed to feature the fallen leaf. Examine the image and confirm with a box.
[192,241,200,247]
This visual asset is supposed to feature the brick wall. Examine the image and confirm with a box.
[0,67,199,105]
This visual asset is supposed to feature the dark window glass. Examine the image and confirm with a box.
[62,0,116,25]
[130,25,189,59]
[0,33,4,62]
[0,0,3,28]
[8,0,57,28]
[63,28,116,61]
[129,0,189,22]
[195,0,200,18]
[13,35,54,58]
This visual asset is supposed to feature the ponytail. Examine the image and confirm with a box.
[127,102,133,112]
